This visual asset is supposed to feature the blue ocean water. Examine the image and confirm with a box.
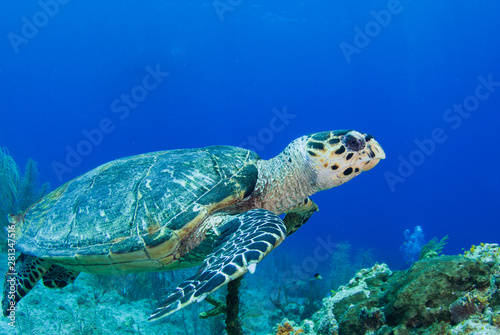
[1,0,499,291]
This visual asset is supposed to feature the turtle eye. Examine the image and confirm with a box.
[343,134,365,151]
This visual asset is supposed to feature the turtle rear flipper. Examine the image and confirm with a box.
[148,209,287,321]
[42,265,79,288]
[2,254,49,316]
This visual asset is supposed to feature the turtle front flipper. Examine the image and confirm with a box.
[149,209,287,321]
[284,197,319,236]
[2,254,49,316]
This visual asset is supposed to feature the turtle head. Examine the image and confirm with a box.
[304,130,385,190]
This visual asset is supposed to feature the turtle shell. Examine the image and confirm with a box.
[14,145,259,274]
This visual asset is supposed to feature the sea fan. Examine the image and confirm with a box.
[18,159,50,211]
[449,295,484,324]
[0,147,21,227]
[0,148,49,234]
[418,235,449,260]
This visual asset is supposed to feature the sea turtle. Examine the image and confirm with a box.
[2,130,385,320]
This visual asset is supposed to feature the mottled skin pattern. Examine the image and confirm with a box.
[2,130,385,320]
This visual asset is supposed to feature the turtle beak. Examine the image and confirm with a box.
[362,139,385,171]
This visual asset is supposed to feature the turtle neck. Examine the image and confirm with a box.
[250,136,320,215]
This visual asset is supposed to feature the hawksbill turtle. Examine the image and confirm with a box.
[2,130,385,320]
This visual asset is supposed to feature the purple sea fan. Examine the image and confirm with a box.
[449,296,484,324]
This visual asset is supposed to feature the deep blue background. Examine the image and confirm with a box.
[1,0,499,270]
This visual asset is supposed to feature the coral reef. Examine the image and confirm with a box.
[284,243,500,335]
[382,256,489,329]
[274,320,305,335]
[0,264,227,335]
[1,241,499,334]
[311,263,392,334]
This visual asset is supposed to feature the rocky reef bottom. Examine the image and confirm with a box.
[274,243,500,335]
[1,243,499,334]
